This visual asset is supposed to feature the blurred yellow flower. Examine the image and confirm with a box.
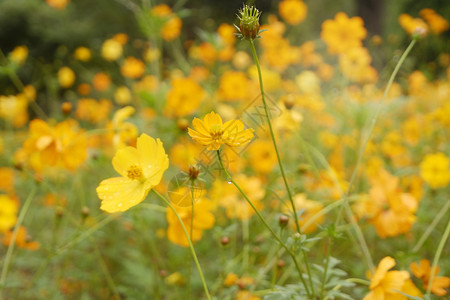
[114,86,132,105]
[285,194,324,234]
[364,256,421,300]
[75,98,112,124]
[10,46,28,65]
[120,57,145,79]
[16,119,88,172]
[399,13,428,36]
[420,152,450,189]
[218,71,250,101]
[58,66,75,88]
[321,12,367,54]
[101,39,123,61]
[96,134,169,213]
[46,0,70,10]
[339,47,378,83]
[0,167,15,194]
[165,77,205,117]
[420,8,449,34]
[188,111,254,151]
[73,46,91,62]
[0,94,29,127]
[278,0,307,26]
[0,194,19,233]
[411,259,450,296]
[166,197,215,247]
[151,4,182,41]
[247,140,277,174]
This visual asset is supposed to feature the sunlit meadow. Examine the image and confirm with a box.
[0,0,449,299]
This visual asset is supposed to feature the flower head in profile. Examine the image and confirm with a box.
[188,111,254,151]
[411,259,450,296]
[96,134,169,213]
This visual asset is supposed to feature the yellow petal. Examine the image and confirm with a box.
[112,146,140,177]
[370,256,396,289]
[97,177,148,213]
[204,111,222,127]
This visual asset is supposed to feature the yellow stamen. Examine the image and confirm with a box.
[127,165,144,180]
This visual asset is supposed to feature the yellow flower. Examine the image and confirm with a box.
[188,111,254,151]
[420,153,450,189]
[166,196,215,247]
[218,71,250,101]
[16,119,87,172]
[420,8,449,34]
[321,12,367,55]
[164,77,205,117]
[10,46,28,65]
[114,86,132,105]
[278,0,307,26]
[120,57,145,79]
[75,98,112,124]
[96,134,169,213]
[364,256,419,300]
[285,194,324,234]
[58,67,75,88]
[0,194,19,233]
[73,46,91,62]
[247,140,277,174]
[46,0,70,10]
[151,4,182,41]
[101,39,123,61]
[2,226,40,250]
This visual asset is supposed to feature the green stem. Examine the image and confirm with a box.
[426,215,450,297]
[248,40,300,234]
[320,238,332,299]
[216,150,311,298]
[0,184,37,298]
[187,183,196,300]
[152,190,211,300]
[271,227,283,288]
[412,198,450,253]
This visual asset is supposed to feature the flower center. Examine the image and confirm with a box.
[127,165,144,180]
[210,124,224,140]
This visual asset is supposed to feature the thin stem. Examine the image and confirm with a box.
[336,39,417,272]
[0,184,38,298]
[93,241,122,300]
[426,216,450,297]
[216,150,311,298]
[187,183,196,300]
[412,198,450,253]
[320,238,332,299]
[152,190,211,300]
[271,227,283,288]
[248,40,300,234]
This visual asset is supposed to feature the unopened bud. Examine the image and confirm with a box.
[177,118,189,131]
[277,259,286,268]
[220,236,230,246]
[188,165,200,181]
[81,206,90,217]
[61,101,73,115]
[237,5,262,41]
[412,26,427,41]
[279,215,289,227]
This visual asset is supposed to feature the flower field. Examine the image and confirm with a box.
[0,0,449,299]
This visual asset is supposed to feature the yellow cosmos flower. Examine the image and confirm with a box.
[0,194,19,233]
[364,256,422,300]
[96,134,169,213]
[420,152,450,189]
[188,111,254,151]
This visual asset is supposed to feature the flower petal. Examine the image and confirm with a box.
[97,177,148,213]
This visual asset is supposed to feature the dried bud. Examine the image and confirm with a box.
[61,101,73,115]
[81,206,90,217]
[279,215,289,227]
[236,4,262,41]
[277,259,286,268]
[177,118,189,131]
[220,236,230,246]
[188,165,200,181]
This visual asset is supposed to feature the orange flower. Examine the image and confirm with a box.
[46,0,70,10]
[188,111,254,151]
[278,0,307,25]
[364,256,421,300]
[420,8,449,34]
[2,226,40,250]
[75,98,113,124]
[151,4,182,41]
[164,77,205,117]
[0,167,14,194]
[411,259,450,296]
[120,57,145,79]
[321,12,367,54]
[92,72,111,91]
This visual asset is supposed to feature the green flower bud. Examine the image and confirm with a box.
[235,4,263,41]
